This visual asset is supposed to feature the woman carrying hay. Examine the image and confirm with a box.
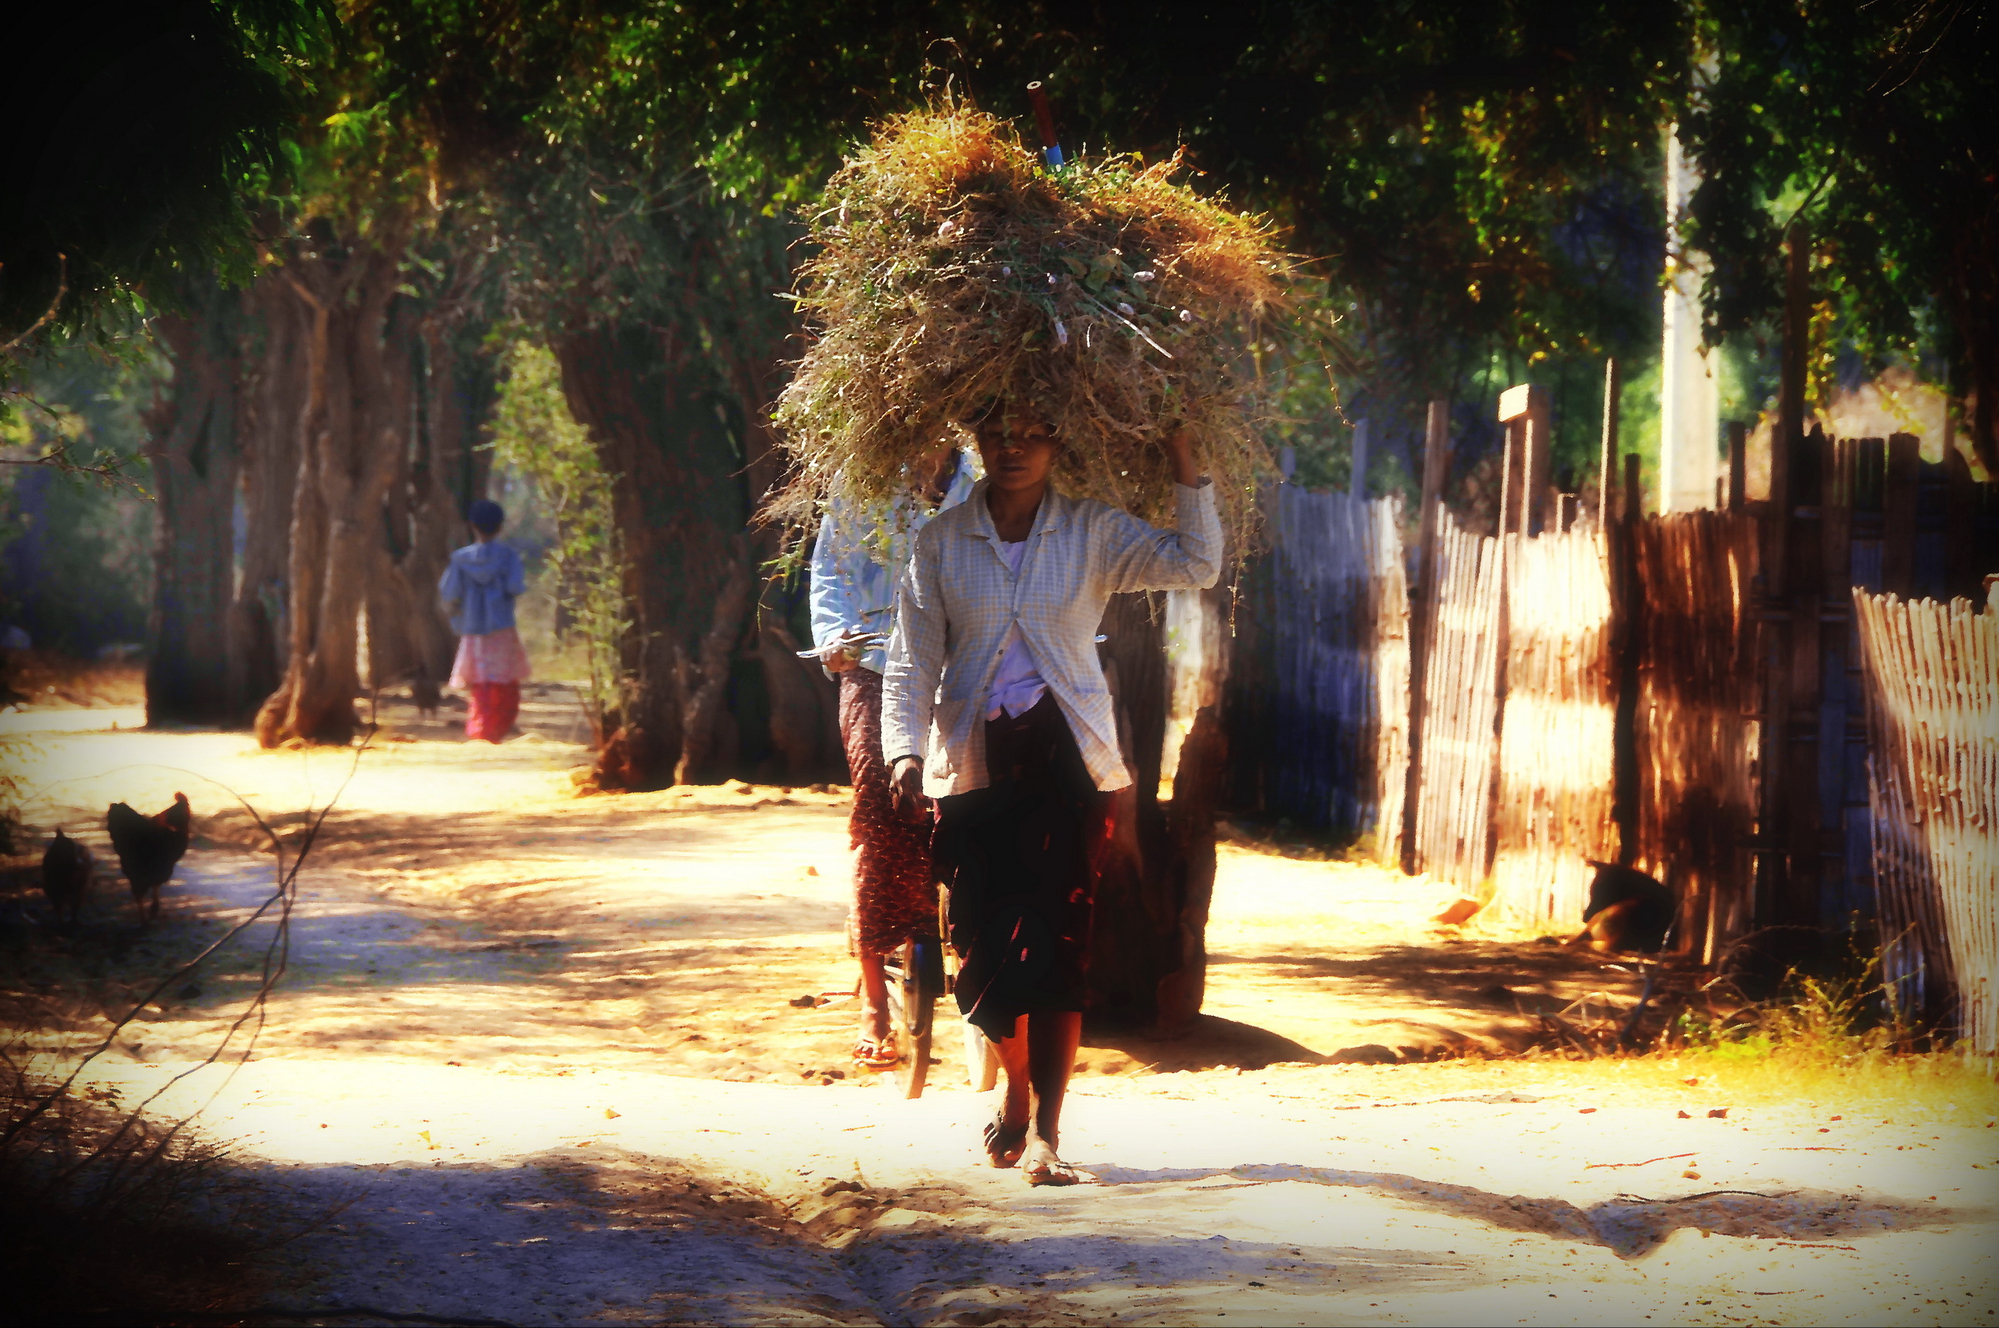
[778,104,1282,1182]
[882,407,1218,1185]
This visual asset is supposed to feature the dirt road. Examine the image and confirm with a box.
[5,701,1995,1325]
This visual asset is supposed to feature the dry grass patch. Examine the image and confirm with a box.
[0,1059,271,1323]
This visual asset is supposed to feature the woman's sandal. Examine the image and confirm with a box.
[851,1035,899,1070]
[982,1113,1028,1169]
[1022,1155,1088,1187]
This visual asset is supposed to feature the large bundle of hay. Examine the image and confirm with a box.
[773,104,1291,547]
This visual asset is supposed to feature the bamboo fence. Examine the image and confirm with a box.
[1370,496,1411,866]
[1854,589,1999,1054]
[1488,526,1618,932]
[1631,510,1762,961]
[1211,393,1999,1020]
[1410,510,1506,895]
[1224,487,1407,851]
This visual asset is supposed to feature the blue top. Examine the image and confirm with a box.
[809,450,978,674]
[439,540,526,637]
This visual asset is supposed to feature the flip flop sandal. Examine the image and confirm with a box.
[852,1036,899,1070]
[1022,1156,1089,1187]
[982,1113,1028,1169]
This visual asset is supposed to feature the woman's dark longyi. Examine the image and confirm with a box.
[934,694,1112,1042]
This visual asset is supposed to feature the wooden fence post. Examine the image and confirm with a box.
[1945,423,1980,602]
[1527,392,1553,535]
[1600,359,1621,524]
[1883,433,1920,597]
[1727,421,1747,511]
[1499,384,1553,536]
[1820,436,1860,924]
[1499,420,1522,537]
[1770,223,1808,598]
[1772,426,1831,926]
[1611,452,1643,867]
[1755,223,1810,926]
[1401,400,1452,876]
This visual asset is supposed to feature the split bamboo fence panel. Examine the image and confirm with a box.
[1411,510,1505,894]
[1489,526,1617,932]
[1854,590,1999,1054]
[1223,487,1408,853]
[1370,496,1412,866]
[1631,510,1762,962]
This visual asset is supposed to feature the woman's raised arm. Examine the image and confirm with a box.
[1096,428,1221,593]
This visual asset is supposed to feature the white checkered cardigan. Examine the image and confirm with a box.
[881,479,1222,796]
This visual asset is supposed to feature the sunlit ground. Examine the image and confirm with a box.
[4,697,1995,1325]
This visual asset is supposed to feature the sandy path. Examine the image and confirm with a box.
[6,705,1997,1325]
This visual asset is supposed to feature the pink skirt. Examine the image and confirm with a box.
[450,627,530,689]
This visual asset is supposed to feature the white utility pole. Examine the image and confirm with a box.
[1659,125,1720,514]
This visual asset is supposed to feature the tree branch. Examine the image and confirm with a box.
[0,254,68,358]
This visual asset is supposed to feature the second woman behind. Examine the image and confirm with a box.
[881,405,1220,1185]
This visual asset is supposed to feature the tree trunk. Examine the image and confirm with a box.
[757,614,838,780]
[553,320,752,787]
[363,317,491,695]
[1087,588,1229,1034]
[143,292,244,726]
[255,225,415,747]
[675,536,754,783]
[702,220,845,781]
[230,273,306,725]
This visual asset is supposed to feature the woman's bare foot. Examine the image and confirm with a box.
[983,1111,1028,1168]
[1019,1135,1087,1186]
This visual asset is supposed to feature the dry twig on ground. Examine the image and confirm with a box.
[0,737,373,1320]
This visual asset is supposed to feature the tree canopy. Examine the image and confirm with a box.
[1,0,328,346]
[13,0,1990,475]
[1686,0,1998,465]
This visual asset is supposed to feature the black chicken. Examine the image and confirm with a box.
[106,793,192,923]
[41,829,95,926]
[410,661,441,719]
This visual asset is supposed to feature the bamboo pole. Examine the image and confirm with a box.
[1402,400,1452,875]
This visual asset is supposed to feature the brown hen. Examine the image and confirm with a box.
[41,829,96,926]
[106,792,191,923]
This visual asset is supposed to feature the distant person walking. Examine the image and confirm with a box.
[440,499,529,743]
[883,405,1218,1185]
[811,444,976,1071]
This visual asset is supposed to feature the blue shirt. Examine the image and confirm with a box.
[439,540,526,637]
[809,451,978,674]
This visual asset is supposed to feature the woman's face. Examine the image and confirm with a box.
[975,410,1059,493]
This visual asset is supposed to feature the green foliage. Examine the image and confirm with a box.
[1685,0,1994,372]
[1,0,331,346]
[485,339,623,720]
[573,1,1688,488]
[489,146,795,361]
[1675,947,1920,1072]
[0,341,161,654]
[239,0,1703,515]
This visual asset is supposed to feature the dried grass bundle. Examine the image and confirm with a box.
[773,104,1292,549]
